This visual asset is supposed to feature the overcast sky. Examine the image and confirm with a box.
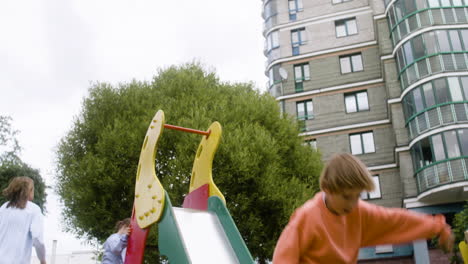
[0,0,266,256]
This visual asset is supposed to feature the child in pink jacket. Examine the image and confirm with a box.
[273,153,453,263]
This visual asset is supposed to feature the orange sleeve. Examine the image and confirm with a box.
[272,224,301,264]
[360,202,451,247]
[272,210,313,264]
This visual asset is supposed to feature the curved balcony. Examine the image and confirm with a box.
[407,101,468,139]
[399,52,468,90]
[268,81,283,98]
[387,6,468,47]
[415,156,468,202]
[263,14,279,35]
[263,0,279,34]
[266,47,281,67]
[384,0,392,8]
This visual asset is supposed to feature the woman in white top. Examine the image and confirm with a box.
[0,176,46,264]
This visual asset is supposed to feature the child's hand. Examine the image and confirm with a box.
[438,229,454,253]
[124,226,131,236]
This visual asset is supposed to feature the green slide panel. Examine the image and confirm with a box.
[208,196,254,264]
[158,193,190,264]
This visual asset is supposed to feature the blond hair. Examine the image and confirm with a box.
[319,153,375,194]
[2,176,34,209]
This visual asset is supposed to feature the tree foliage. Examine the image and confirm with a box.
[0,115,20,163]
[448,203,468,263]
[0,160,47,211]
[0,116,47,211]
[454,204,468,244]
[56,63,323,262]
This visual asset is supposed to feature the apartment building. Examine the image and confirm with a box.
[262,0,468,262]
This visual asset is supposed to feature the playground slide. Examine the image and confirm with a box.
[172,207,239,264]
[124,110,254,264]
[460,241,468,263]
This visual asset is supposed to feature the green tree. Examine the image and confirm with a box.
[0,116,47,211]
[0,115,20,163]
[56,63,323,263]
[448,203,468,263]
[0,160,47,211]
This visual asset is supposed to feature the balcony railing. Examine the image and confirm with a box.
[399,52,468,90]
[268,81,283,98]
[266,47,281,66]
[388,6,468,47]
[416,156,468,194]
[263,13,279,34]
[407,102,468,139]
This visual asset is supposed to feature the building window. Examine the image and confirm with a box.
[375,245,394,254]
[444,130,461,158]
[268,65,280,87]
[332,0,352,3]
[340,53,363,74]
[267,31,279,52]
[398,29,468,72]
[437,31,451,52]
[294,63,310,92]
[449,30,463,51]
[291,28,307,56]
[264,0,277,21]
[428,0,440,7]
[304,139,317,150]
[296,100,313,120]
[462,30,468,50]
[360,175,382,199]
[335,18,358,37]
[411,128,468,170]
[458,129,468,156]
[288,0,303,21]
[279,100,285,115]
[345,91,369,113]
[269,68,274,87]
[403,76,468,120]
[349,131,375,155]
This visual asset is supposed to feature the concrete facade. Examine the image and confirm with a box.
[263,0,468,262]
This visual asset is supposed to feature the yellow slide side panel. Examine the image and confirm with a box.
[189,122,225,203]
[460,241,468,263]
[134,110,166,228]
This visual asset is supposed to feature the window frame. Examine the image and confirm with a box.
[335,17,358,38]
[349,131,375,155]
[457,129,468,156]
[296,100,314,120]
[294,63,310,92]
[360,175,382,200]
[411,128,468,171]
[340,53,363,74]
[304,139,317,150]
[291,28,307,55]
[266,31,279,52]
[288,0,304,21]
[443,130,461,158]
[332,0,352,4]
[375,244,394,254]
[398,29,468,72]
[404,76,468,118]
[344,90,369,113]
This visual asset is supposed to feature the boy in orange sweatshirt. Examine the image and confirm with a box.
[273,153,454,264]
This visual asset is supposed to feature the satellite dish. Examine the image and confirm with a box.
[279,67,288,80]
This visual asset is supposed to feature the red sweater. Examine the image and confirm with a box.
[273,192,451,264]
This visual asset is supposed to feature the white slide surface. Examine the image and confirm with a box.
[172,207,239,264]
